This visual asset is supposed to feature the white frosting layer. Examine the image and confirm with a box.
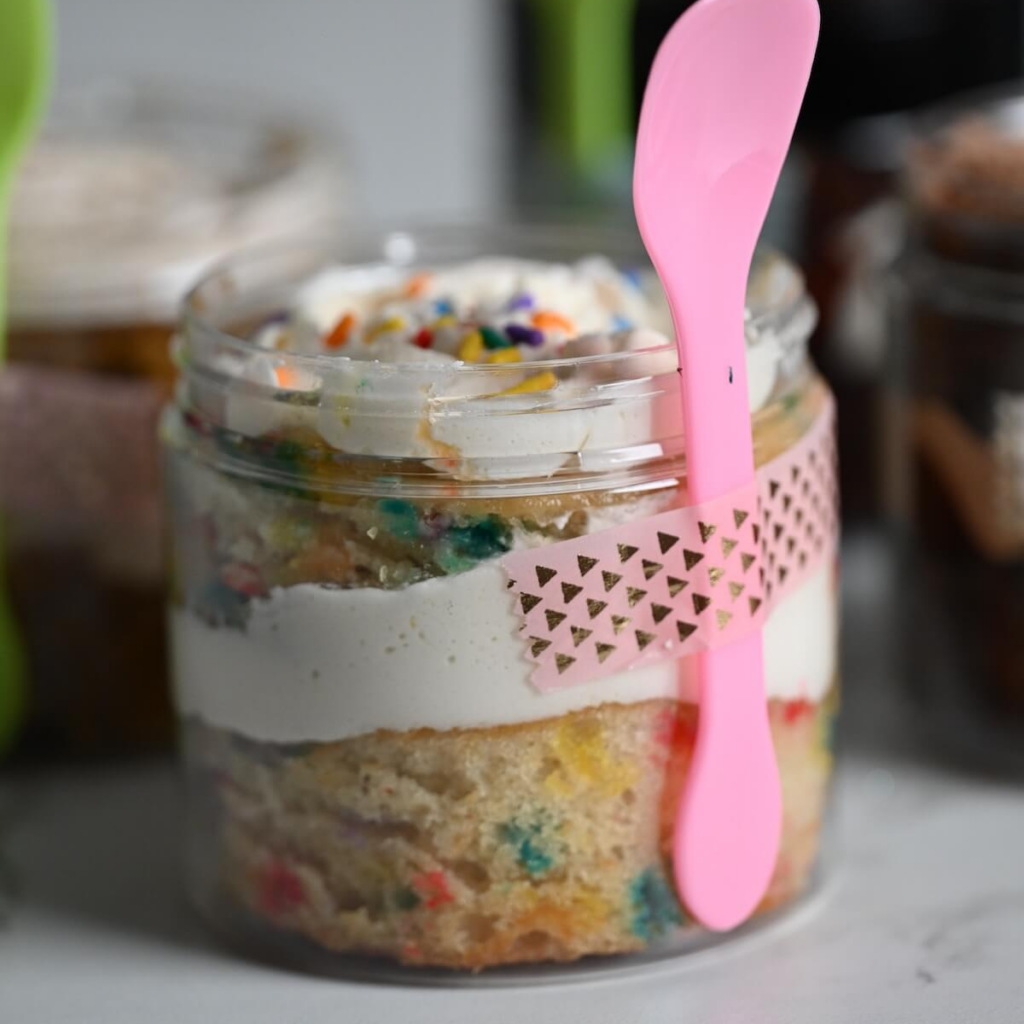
[172,558,837,744]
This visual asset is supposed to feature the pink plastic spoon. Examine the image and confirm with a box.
[633,0,819,931]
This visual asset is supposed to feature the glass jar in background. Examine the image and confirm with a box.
[801,117,907,524]
[792,0,1024,526]
[0,80,345,754]
[165,225,839,975]
[898,87,1024,773]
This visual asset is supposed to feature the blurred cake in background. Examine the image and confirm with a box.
[0,79,345,755]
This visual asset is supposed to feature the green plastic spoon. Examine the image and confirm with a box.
[0,0,51,752]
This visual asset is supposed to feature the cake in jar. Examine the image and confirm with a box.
[165,229,839,970]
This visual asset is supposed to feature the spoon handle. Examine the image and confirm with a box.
[675,635,781,930]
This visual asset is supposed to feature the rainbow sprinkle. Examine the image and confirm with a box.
[499,371,557,396]
[531,310,576,335]
[393,886,421,911]
[783,698,816,725]
[402,272,432,298]
[628,867,683,942]
[258,860,306,916]
[506,292,535,311]
[498,816,559,876]
[273,365,299,389]
[366,315,405,343]
[486,348,522,364]
[505,323,544,347]
[324,312,356,349]
[411,870,454,908]
[458,331,485,362]
[480,325,511,350]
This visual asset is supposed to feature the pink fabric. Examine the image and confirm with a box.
[502,396,836,693]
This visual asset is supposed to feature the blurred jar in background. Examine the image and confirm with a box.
[0,80,344,755]
[898,88,1024,772]
[798,0,1022,524]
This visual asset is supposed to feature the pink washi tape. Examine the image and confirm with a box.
[503,397,837,692]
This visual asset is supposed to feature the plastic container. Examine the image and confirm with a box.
[0,80,343,753]
[897,87,1024,772]
[164,224,839,975]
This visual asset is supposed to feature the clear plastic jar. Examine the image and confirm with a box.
[0,80,343,752]
[897,88,1024,772]
[165,225,839,974]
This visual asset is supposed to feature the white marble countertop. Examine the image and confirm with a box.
[2,534,1023,1022]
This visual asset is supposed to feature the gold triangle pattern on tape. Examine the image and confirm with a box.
[536,566,557,587]
[504,402,838,689]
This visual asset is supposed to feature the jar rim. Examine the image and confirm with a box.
[171,222,817,494]
[181,218,816,378]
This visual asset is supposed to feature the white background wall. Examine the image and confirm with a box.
[52,0,508,220]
